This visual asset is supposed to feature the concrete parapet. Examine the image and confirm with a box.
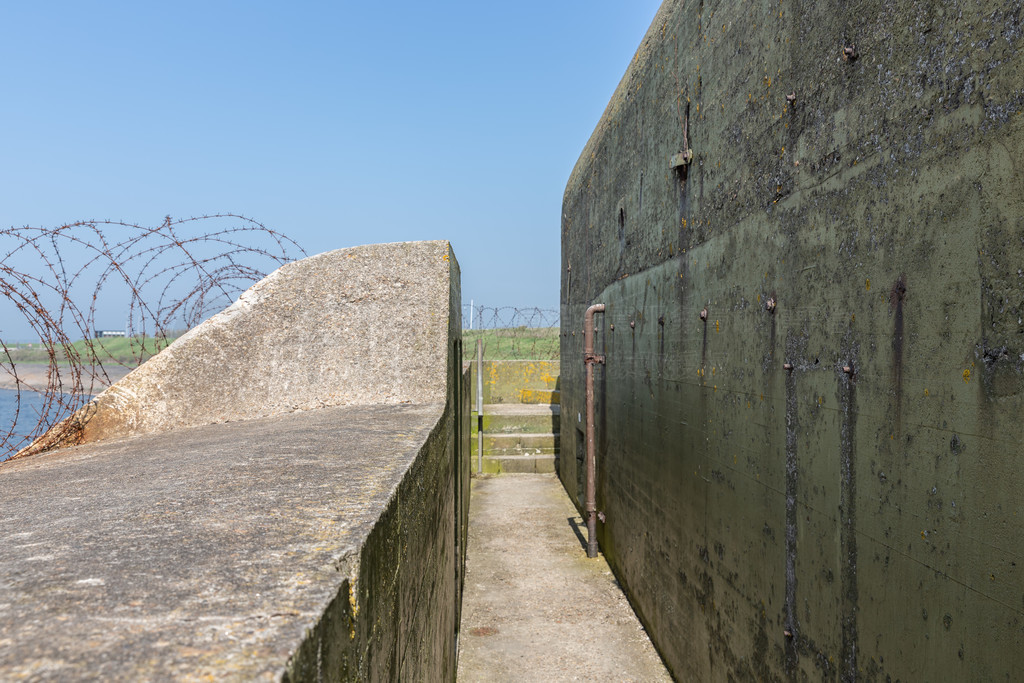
[0,241,469,681]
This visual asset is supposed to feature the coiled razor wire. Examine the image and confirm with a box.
[462,306,560,361]
[0,215,305,461]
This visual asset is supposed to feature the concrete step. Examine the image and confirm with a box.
[480,454,557,474]
[471,404,560,435]
[471,433,559,456]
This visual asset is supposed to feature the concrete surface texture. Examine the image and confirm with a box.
[1,241,470,680]
[561,0,1023,680]
[475,360,560,405]
[23,240,458,451]
[457,474,671,682]
[0,405,451,680]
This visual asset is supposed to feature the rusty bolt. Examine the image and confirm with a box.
[610,323,615,331]
[700,307,709,322]
[784,363,794,372]
[786,93,796,103]
[843,365,853,375]
[843,45,858,60]
[766,297,777,313]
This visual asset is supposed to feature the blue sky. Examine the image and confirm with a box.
[0,1,662,338]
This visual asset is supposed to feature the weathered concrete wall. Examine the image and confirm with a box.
[561,1,1023,680]
[24,241,458,452]
[1,241,469,681]
[285,408,466,680]
[473,360,560,405]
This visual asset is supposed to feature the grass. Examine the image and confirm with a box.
[3,326,559,366]
[2,335,179,367]
[463,327,559,361]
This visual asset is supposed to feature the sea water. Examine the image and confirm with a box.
[0,388,60,461]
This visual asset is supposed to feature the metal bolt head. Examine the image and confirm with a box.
[843,45,858,60]
[766,297,777,313]
[610,323,615,331]
[700,307,708,322]
[784,363,794,371]
[786,93,796,103]
[630,320,635,329]
[843,365,853,375]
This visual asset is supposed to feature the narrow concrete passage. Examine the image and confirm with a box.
[457,474,671,682]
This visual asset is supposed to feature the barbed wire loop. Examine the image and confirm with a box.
[0,215,305,461]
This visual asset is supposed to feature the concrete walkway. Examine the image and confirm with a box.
[457,474,672,682]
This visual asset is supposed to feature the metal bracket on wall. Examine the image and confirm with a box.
[671,105,693,169]
[670,150,693,169]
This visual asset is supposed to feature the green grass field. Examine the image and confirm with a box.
[463,327,559,361]
[2,335,178,366]
[4,327,557,366]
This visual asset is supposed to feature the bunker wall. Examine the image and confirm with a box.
[561,1,1024,679]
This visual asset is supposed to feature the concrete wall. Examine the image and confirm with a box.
[22,241,459,453]
[1,241,469,681]
[286,242,470,680]
[286,406,468,680]
[561,1,1023,680]
[472,360,561,405]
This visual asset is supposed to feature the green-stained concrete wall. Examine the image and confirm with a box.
[561,1,1023,680]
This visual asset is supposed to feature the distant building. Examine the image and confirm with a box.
[94,330,126,339]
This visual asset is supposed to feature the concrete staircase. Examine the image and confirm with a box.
[469,360,560,474]
[472,403,560,474]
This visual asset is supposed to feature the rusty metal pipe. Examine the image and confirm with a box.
[583,303,605,558]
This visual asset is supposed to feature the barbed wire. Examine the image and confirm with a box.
[0,215,306,462]
[462,306,559,361]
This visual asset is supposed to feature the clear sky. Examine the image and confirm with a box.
[0,1,663,338]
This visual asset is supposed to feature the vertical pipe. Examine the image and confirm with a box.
[583,303,605,558]
[476,338,484,474]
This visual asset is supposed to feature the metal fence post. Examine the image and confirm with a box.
[476,338,483,474]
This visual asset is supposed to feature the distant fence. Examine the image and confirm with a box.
[0,215,305,461]
[461,306,559,361]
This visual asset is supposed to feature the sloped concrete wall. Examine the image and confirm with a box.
[25,241,458,450]
[1,241,469,681]
[561,1,1023,680]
